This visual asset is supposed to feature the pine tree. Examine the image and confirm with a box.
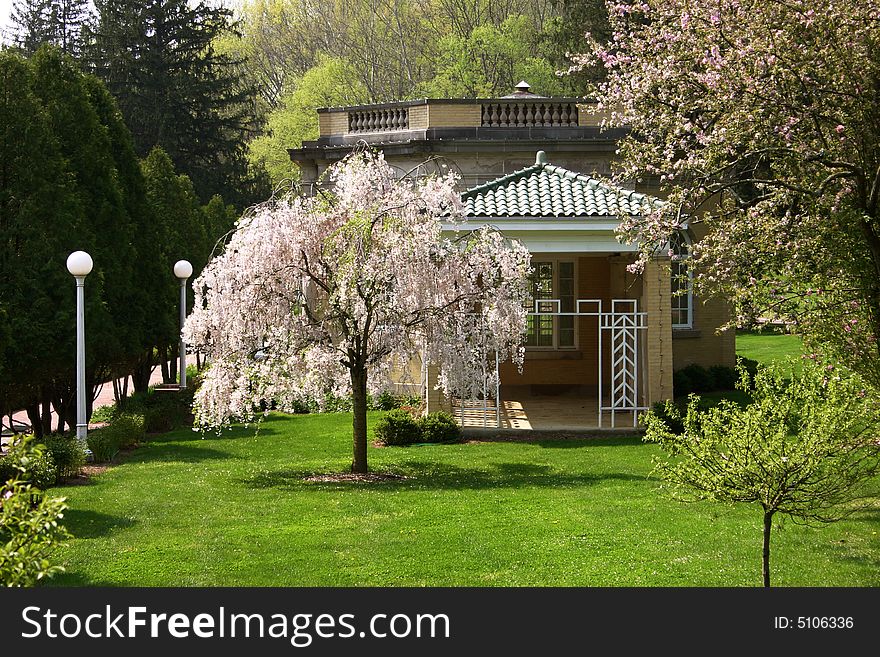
[10,0,54,54]
[87,1,260,206]
[49,0,92,56]
[10,0,92,55]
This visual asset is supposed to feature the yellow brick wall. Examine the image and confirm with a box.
[671,221,736,371]
[409,105,429,129]
[672,298,736,369]
[425,364,452,414]
[642,257,674,404]
[318,111,349,137]
[578,103,614,126]
[427,104,482,127]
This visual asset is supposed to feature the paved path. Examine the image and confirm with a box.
[7,366,167,436]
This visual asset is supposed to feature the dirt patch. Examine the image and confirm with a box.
[60,464,110,486]
[303,472,408,484]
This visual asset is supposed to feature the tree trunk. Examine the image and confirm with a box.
[350,364,369,474]
[762,510,774,588]
[169,346,178,384]
[40,389,52,436]
[133,350,153,393]
[160,348,171,383]
[26,403,42,439]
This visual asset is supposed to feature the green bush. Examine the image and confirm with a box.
[680,364,714,392]
[87,430,121,463]
[374,409,422,446]
[709,365,739,391]
[43,435,86,480]
[649,400,685,435]
[418,411,461,444]
[0,438,70,586]
[674,364,742,397]
[109,412,146,449]
[0,437,56,490]
[672,370,694,397]
[371,391,398,411]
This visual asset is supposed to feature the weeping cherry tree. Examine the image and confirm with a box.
[184,151,531,473]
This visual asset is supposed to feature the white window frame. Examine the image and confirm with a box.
[526,257,578,350]
[670,231,694,330]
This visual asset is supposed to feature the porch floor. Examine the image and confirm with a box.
[454,386,643,431]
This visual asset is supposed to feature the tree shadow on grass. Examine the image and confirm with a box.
[147,421,283,445]
[125,444,240,464]
[533,436,645,449]
[62,509,136,539]
[47,571,120,587]
[240,460,656,493]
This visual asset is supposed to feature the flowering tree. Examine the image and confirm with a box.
[185,151,530,473]
[578,0,880,384]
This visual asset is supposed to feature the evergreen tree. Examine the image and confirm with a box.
[29,47,138,429]
[10,0,54,54]
[10,0,92,56]
[49,0,92,56]
[141,147,211,384]
[87,1,261,206]
[0,49,81,436]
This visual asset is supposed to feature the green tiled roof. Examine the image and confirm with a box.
[462,152,661,218]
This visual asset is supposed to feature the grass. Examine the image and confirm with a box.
[736,329,804,375]
[50,412,879,587]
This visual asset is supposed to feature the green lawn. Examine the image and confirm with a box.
[51,412,879,587]
[736,329,804,375]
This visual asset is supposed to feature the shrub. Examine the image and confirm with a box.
[43,435,86,480]
[90,404,116,423]
[108,412,146,449]
[680,364,714,392]
[87,429,121,463]
[373,409,422,446]
[0,436,57,489]
[0,437,70,586]
[371,391,398,411]
[648,400,685,435]
[418,411,461,444]
[709,365,739,391]
[672,369,693,397]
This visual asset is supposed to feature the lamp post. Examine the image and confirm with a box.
[174,260,193,389]
[66,251,93,445]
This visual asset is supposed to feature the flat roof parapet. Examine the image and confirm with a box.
[316,97,609,140]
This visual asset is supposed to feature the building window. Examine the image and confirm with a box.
[526,260,576,348]
[670,232,693,329]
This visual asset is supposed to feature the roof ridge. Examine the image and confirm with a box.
[541,163,649,202]
[462,163,545,196]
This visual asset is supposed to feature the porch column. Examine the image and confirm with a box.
[642,256,674,405]
[424,364,453,414]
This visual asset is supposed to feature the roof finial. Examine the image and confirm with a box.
[536,150,547,165]
[516,80,531,93]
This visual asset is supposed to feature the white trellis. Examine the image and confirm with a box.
[598,299,649,428]
[443,298,649,429]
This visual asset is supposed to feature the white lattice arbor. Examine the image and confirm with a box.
[443,299,649,429]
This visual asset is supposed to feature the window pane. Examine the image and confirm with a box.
[559,316,575,347]
[670,234,692,328]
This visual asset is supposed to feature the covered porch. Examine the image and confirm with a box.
[431,152,675,430]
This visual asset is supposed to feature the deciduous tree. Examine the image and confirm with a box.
[645,360,880,587]
[185,151,531,473]
[580,0,880,386]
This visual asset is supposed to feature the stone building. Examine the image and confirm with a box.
[289,84,735,430]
